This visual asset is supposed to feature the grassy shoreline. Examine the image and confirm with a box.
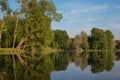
[0,48,22,55]
[0,48,120,55]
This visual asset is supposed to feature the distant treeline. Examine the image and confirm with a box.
[53,28,116,51]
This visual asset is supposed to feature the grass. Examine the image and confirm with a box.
[0,48,22,55]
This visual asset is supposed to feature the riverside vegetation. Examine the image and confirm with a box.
[0,0,120,69]
[1,0,120,80]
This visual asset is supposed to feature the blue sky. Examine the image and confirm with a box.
[52,0,120,39]
[5,0,120,39]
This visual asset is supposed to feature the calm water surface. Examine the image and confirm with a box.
[0,51,120,80]
[51,61,120,80]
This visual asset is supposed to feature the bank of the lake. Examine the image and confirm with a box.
[0,48,22,55]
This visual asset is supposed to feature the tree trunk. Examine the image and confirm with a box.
[16,39,27,65]
[12,6,22,48]
[16,54,26,65]
[0,12,5,48]
[0,31,3,48]
[12,55,17,80]
[15,33,33,65]
[12,19,18,48]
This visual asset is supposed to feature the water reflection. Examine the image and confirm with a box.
[0,54,53,80]
[88,51,115,73]
[50,52,70,71]
[71,52,89,71]
[115,52,120,61]
[0,51,120,80]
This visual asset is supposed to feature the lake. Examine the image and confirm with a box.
[0,51,120,80]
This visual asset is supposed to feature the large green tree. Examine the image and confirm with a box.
[90,28,107,50]
[0,0,62,49]
[53,30,70,49]
[89,28,115,50]
[14,0,62,49]
[0,0,62,65]
[105,30,115,50]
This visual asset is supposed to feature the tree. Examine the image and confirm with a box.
[14,0,62,49]
[0,0,62,49]
[105,30,115,50]
[0,0,62,65]
[90,28,107,50]
[72,35,82,50]
[72,31,89,50]
[89,28,115,50]
[53,30,70,49]
[1,16,16,48]
[80,31,89,50]
[0,0,10,47]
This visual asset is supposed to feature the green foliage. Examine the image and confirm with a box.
[0,0,62,49]
[105,30,114,50]
[0,0,8,12]
[0,55,14,80]
[39,0,62,21]
[53,30,70,49]
[21,0,54,47]
[72,31,89,50]
[1,16,16,47]
[89,28,115,50]
[72,35,82,50]
[91,40,99,49]
[80,31,89,50]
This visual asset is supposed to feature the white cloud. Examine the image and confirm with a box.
[63,4,108,17]
[78,5,108,13]
[61,3,109,22]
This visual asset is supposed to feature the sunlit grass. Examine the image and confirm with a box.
[0,48,22,54]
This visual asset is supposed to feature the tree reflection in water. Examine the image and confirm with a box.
[50,52,70,71]
[88,51,115,73]
[115,52,120,61]
[0,51,119,80]
[0,53,54,80]
[71,51,89,71]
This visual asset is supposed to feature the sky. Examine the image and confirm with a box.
[52,0,120,39]
[4,0,120,39]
